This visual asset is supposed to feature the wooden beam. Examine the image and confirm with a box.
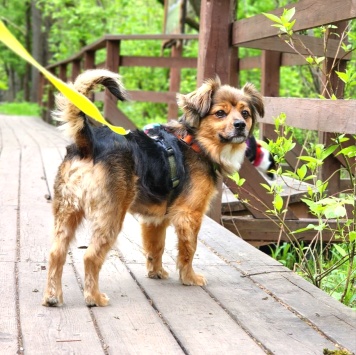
[221,216,337,242]
[225,161,298,220]
[45,34,199,69]
[233,0,356,45]
[120,56,197,69]
[261,97,356,133]
[238,35,352,60]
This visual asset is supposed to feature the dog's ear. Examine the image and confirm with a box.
[242,83,264,135]
[177,77,221,128]
[242,83,264,118]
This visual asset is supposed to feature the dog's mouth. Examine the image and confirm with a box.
[219,133,248,144]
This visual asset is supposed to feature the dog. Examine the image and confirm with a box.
[42,69,264,307]
[245,136,276,179]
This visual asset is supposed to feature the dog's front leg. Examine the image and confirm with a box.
[141,219,170,280]
[173,212,207,286]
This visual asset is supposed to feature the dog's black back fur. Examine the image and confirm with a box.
[64,119,193,205]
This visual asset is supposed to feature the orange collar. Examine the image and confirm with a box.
[175,133,201,153]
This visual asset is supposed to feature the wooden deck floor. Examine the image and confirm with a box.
[1,115,355,355]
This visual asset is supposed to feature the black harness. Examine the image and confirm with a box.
[143,124,180,189]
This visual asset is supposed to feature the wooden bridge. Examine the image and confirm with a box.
[1,0,356,353]
[1,114,355,354]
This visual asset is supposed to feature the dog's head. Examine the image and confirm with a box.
[176,78,264,174]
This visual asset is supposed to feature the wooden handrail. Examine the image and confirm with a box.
[262,97,356,133]
[46,34,199,69]
[233,0,356,45]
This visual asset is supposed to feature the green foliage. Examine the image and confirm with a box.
[0,1,29,79]
[0,102,41,116]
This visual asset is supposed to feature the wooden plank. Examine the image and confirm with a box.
[199,216,355,353]
[0,263,17,354]
[239,35,352,60]
[46,34,199,69]
[262,97,356,133]
[119,215,266,354]
[251,272,356,353]
[227,160,298,220]
[95,90,176,104]
[18,262,104,354]
[0,116,20,353]
[120,55,197,69]
[221,216,336,242]
[122,215,341,354]
[70,240,185,354]
[233,0,356,45]
[11,117,104,354]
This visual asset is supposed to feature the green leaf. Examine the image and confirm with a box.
[333,244,347,257]
[282,7,295,22]
[273,194,284,212]
[292,225,315,234]
[306,56,314,64]
[297,165,307,180]
[315,56,325,65]
[321,144,338,160]
[335,71,349,83]
[261,183,272,192]
[262,12,283,24]
[324,205,346,219]
[337,146,356,158]
[349,231,356,242]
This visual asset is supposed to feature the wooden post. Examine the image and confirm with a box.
[84,51,95,70]
[319,21,349,196]
[44,68,56,123]
[168,42,182,120]
[260,50,281,141]
[197,0,237,86]
[104,40,136,130]
[197,0,237,223]
[59,64,67,82]
[71,59,81,81]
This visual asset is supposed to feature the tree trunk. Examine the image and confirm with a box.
[30,0,44,103]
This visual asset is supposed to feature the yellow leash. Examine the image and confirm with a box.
[0,20,127,135]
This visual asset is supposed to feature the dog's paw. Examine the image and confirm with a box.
[42,294,63,307]
[148,268,169,280]
[85,292,109,307]
[180,272,207,286]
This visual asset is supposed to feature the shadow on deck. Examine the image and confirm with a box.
[1,115,355,354]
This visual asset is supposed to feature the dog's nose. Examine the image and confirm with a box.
[233,120,246,130]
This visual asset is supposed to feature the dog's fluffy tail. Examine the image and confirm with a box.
[54,69,127,150]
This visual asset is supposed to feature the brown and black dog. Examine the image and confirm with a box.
[42,69,264,307]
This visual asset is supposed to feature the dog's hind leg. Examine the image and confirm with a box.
[173,211,207,286]
[141,219,170,280]
[83,212,126,307]
[43,210,83,306]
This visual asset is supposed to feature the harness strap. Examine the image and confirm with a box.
[143,123,180,189]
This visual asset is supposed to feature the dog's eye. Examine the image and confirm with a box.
[241,110,250,119]
[215,110,226,118]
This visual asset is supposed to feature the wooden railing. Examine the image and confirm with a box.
[39,0,356,243]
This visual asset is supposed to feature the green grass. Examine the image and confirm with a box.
[0,102,41,116]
